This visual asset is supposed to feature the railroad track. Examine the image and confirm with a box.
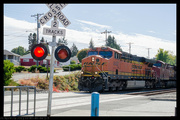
[126,88,176,96]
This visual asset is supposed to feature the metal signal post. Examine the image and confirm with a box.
[47,16,57,117]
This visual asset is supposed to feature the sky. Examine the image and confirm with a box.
[4,3,176,59]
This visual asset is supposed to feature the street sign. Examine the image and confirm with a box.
[43,27,66,36]
[46,3,67,10]
[43,20,66,36]
[50,5,71,28]
[39,3,71,27]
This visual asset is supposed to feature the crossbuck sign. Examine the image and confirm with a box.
[39,3,71,28]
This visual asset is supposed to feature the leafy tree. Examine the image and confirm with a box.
[11,46,29,56]
[166,51,176,66]
[155,48,176,66]
[71,43,78,57]
[105,35,122,51]
[4,60,15,86]
[28,33,37,51]
[155,48,169,63]
[58,37,68,46]
[89,38,94,49]
[77,48,89,62]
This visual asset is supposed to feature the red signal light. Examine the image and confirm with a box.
[57,49,68,59]
[31,44,48,61]
[34,46,45,57]
[55,45,71,62]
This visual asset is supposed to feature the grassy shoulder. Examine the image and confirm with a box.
[17,71,81,92]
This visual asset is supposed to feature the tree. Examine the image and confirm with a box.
[105,35,122,51]
[28,33,37,51]
[40,37,50,54]
[89,38,94,49]
[155,48,169,63]
[77,48,89,62]
[71,43,78,57]
[58,37,68,46]
[167,52,176,66]
[4,60,15,86]
[11,46,29,56]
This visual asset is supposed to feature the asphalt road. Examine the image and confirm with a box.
[4,89,176,117]
[12,70,80,82]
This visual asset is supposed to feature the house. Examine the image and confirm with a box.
[20,53,62,68]
[20,53,52,66]
[4,50,20,65]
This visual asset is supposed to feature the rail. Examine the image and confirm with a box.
[4,86,36,117]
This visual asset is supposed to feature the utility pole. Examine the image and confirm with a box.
[126,42,134,54]
[101,30,112,45]
[31,13,44,67]
[146,48,151,59]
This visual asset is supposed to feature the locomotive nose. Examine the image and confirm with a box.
[91,55,102,63]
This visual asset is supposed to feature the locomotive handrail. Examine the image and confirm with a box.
[95,64,108,77]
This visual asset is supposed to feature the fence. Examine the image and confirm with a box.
[4,86,36,117]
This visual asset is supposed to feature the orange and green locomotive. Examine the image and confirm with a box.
[78,46,176,92]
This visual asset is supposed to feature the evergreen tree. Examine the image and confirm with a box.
[40,37,50,54]
[105,35,122,51]
[28,33,37,51]
[89,38,94,49]
[71,43,78,57]
[58,37,68,45]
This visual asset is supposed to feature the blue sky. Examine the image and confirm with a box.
[4,4,176,58]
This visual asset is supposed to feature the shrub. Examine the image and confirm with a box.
[4,60,15,86]
[70,60,76,64]
[62,64,81,71]
[28,65,37,73]
[15,66,25,72]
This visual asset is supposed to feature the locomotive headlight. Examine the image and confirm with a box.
[81,71,83,74]
[92,57,95,61]
[95,72,98,74]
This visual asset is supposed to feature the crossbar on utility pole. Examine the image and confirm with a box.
[101,30,112,45]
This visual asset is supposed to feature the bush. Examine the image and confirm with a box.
[15,66,25,72]
[4,60,15,86]
[18,71,81,91]
[70,60,76,64]
[28,65,37,73]
[62,64,81,71]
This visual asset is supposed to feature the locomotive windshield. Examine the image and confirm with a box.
[99,51,112,59]
[153,63,162,67]
[88,51,98,56]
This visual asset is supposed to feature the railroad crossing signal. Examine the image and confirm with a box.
[54,45,71,62]
[31,44,48,61]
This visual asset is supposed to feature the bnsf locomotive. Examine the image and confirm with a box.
[78,46,176,92]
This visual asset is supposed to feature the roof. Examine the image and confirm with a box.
[20,53,51,60]
[4,50,20,56]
